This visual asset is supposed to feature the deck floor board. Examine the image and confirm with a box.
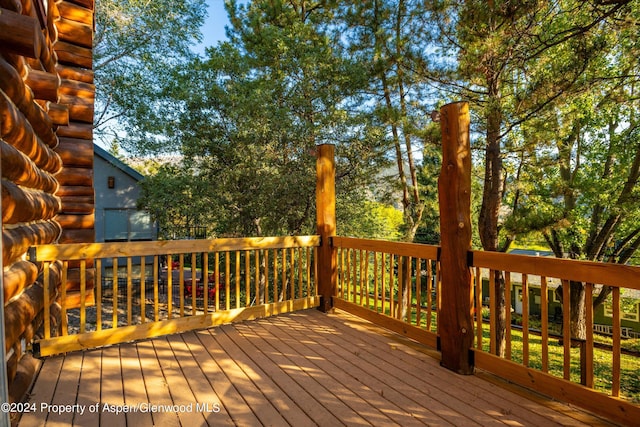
[306,312,554,426]
[136,340,181,427]
[19,309,614,426]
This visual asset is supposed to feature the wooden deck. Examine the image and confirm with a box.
[17,309,614,426]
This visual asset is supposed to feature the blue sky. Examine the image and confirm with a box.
[198,0,233,53]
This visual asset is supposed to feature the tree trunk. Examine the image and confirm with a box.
[478,89,508,357]
[559,280,588,342]
[258,250,267,304]
[569,281,587,341]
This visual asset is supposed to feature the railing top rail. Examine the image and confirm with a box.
[471,250,640,291]
[29,235,321,261]
[332,236,440,260]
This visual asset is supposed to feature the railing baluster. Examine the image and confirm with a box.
[226,252,231,310]
[80,259,86,333]
[96,259,102,332]
[489,269,496,355]
[541,276,548,372]
[416,258,421,328]
[584,282,594,388]
[192,252,197,315]
[343,249,349,301]
[505,271,511,360]
[435,261,441,330]
[255,250,260,305]
[522,274,529,367]
[374,252,380,313]
[141,256,146,324]
[397,256,403,320]
[562,279,571,380]
[290,248,295,301]
[389,254,395,318]
[215,252,220,310]
[381,253,386,316]
[61,261,68,336]
[247,250,252,306]
[427,259,433,332]
[475,267,482,350]
[298,247,303,299]
[408,256,413,325]
[127,257,132,326]
[179,253,185,317]
[203,253,209,314]
[43,261,50,339]
[281,249,287,303]
[167,255,172,320]
[273,250,278,304]
[237,251,242,308]
[336,248,342,299]
[359,250,365,307]
[153,256,159,322]
[112,258,118,327]
[352,249,358,304]
[364,251,371,309]
[306,247,311,298]
[313,246,318,296]
[264,250,269,304]
[612,287,621,397]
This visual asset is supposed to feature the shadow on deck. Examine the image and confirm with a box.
[17,309,612,426]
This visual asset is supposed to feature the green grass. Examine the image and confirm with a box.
[478,324,640,403]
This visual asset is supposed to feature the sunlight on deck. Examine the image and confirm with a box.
[17,309,613,426]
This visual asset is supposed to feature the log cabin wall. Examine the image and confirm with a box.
[1,0,96,403]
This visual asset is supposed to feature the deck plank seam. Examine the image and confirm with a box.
[243,317,430,427]
[225,322,344,427]
[298,312,556,427]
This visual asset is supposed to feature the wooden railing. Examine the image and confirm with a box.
[470,251,640,421]
[331,236,440,348]
[330,236,640,424]
[28,236,320,356]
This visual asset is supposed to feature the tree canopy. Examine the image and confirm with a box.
[98,0,640,266]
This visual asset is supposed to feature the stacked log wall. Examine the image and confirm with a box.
[1,0,95,404]
[53,0,95,307]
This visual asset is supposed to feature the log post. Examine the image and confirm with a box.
[316,144,337,313]
[437,101,474,374]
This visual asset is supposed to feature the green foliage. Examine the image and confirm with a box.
[339,199,404,241]
[94,0,207,145]
[101,0,640,273]
[137,164,217,239]
[128,1,390,237]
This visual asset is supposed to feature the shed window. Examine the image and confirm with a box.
[604,301,640,322]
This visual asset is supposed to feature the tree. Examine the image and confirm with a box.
[340,0,437,242]
[93,0,206,146]
[138,163,217,239]
[338,0,439,320]
[426,0,636,354]
[131,0,388,238]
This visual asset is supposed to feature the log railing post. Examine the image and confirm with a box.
[316,144,337,312]
[437,102,474,374]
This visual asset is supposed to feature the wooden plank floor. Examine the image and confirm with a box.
[18,309,615,426]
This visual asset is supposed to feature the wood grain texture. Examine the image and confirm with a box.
[316,144,337,312]
[437,101,474,374]
[21,310,612,427]
[472,250,640,291]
